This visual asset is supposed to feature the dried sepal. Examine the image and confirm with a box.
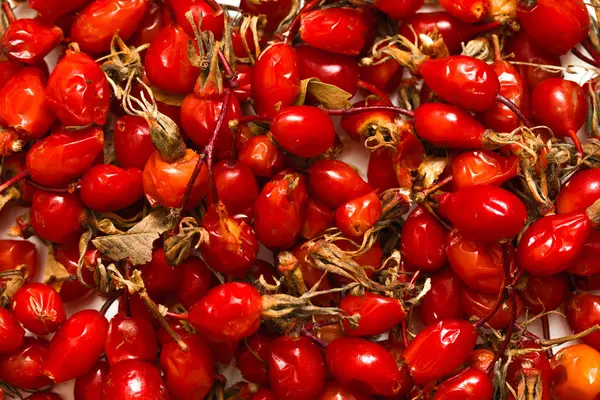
[294,78,353,109]
[44,245,71,292]
[163,217,209,265]
[237,14,266,64]
[277,251,307,297]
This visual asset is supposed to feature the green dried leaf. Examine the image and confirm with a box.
[93,208,178,265]
[295,78,352,109]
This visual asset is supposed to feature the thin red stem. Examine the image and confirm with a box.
[26,180,77,194]
[485,289,517,376]
[283,0,321,45]
[328,105,414,118]
[0,170,27,193]
[541,314,553,358]
[301,327,329,348]
[100,292,120,316]
[582,39,600,66]
[1,2,15,23]
[166,311,189,320]
[417,176,453,199]
[572,47,600,68]
[235,115,273,125]
[206,89,232,205]
[218,49,239,89]
[495,94,532,128]
[227,121,239,167]
[474,244,511,329]
[566,129,584,156]
[358,80,390,102]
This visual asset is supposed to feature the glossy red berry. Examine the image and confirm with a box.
[29,0,90,21]
[517,212,592,276]
[301,198,334,239]
[516,0,589,55]
[165,0,225,39]
[520,273,568,314]
[0,308,24,353]
[0,337,52,390]
[74,360,109,400]
[340,292,406,336]
[335,191,382,239]
[144,25,200,95]
[142,149,208,209]
[439,0,487,22]
[531,78,587,154]
[565,293,600,352]
[130,0,165,47]
[569,230,600,277]
[24,393,63,400]
[439,185,527,243]
[43,310,109,383]
[373,0,423,20]
[1,19,63,64]
[46,50,110,127]
[318,380,374,400]
[30,190,85,244]
[102,360,170,400]
[26,126,104,187]
[367,148,398,192]
[254,171,308,249]
[300,7,375,56]
[105,313,157,365]
[296,45,360,95]
[252,43,300,118]
[0,240,38,282]
[200,202,258,276]
[420,56,500,112]
[237,135,284,178]
[176,256,213,308]
[240,0,293,32]
[450,150,519,190]
[308,160,372,208]
[71,0,149,53]
[180,93,241,155]
[80,164,144,212]
[0,67,55,138]
[434,367,493,399]
[12,283,66,335]
[113,116,155,170]
[400,206,447,271]
[160,334,215,400]
[235,330,273,387]
[269,336,327,400]
[188,282,262,342]
[556,168,600,214]
[271,106,336,158]
[327,337,408,396]
[421,268,465,326]
[403,319,478,385]
[446,230,516,294]
[137,248,183,300]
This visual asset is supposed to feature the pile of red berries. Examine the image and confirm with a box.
[0,0,599,399]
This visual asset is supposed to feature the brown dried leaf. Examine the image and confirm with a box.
[93,208,178,265]
[295,78,352,109]
[418,157,448,188]
[44,248,71,292]
[97,219,126,235]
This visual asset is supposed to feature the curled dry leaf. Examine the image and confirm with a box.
[163,217,209,265]
[418,157,449,189]
[295,78,353,109]
[92,208,178,265]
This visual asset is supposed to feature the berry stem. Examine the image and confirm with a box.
[227,120,239,167]
[206,89,232,205]
[541,314,553,358]
[328,105,415,118]
[234,115,273,125]
[99,292,120,316]
[566,129,584,156]
[474,244,512,329]
[0,170,27,194]
[166,311,189,320]
[571,47,600,68]
[485,288,517,376]
[26,180,78,194]
[300,326,329,348]
[495,94,532,128]
[218,48,239,89]
[582,39,600,66]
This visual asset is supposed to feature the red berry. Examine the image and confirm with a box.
[137,248,183,300]
[30,190,86,244]
[160,334,215,400]
[189,282,262,342]
[54,242,97,302]
[12,283,66,335]
[450,150,519,190]
[240,0,293,33]
[520,273,568,314]
[114,115,155,170]
[235,330,273,386]
[176,256,213,308]
[102,360,170,400]
[308,160,372,208]
[1,19,63,64]
[29,0,90,21]
[327,337,407,396]
[335,191,382,239]
[165,0,225,39]
[46,50,110,127]
[296,45,360,95]
[74,360,109,400]
[0,239,38,282]
[269,336,327,400]
[340,292,406,337]
[43,310,109,383]
[144,25,200,95]
[80,164,144,212]
[237,135,285,178]
[0,337,52,390]
[400,206,448,271]
[461,288,524,329]
[421,268,465,326]
[105,313,158,365]
[0,308,24,353]
[556,168,600,214]
[271,106,336,158]
[565,293,600,352]
[301,198,334,240]
[551,344,600,399]
[0,67,55,138]
[434,367,493,399]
